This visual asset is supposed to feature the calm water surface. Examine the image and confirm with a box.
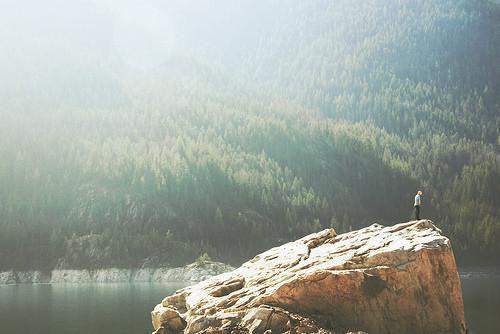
[461,268,500,334]
[0,283,186,334]
[0,270,498,334]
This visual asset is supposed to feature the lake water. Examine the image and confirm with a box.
[0,270,498,334]
[461,268,500,334]
[0,283,186,334]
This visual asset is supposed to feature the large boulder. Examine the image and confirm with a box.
[152,220,466,334]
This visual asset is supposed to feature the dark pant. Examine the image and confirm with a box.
[415,205,420,220]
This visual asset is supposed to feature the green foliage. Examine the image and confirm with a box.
[196,253,212,265]
[0,0,498,269]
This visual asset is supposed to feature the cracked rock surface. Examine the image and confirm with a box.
[152,220,466,334]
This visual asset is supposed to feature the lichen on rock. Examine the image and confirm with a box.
[152,220,466,334]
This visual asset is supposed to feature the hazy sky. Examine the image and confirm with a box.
[0,0,277,71]
[0,0,177,70]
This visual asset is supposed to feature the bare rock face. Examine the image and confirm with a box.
[152,220,466,334]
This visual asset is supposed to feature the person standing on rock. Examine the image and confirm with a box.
[414,190,422,220]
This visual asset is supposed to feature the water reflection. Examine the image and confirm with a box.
[0,283,185,334]
[460,268,500,334]
[0,271,498,334]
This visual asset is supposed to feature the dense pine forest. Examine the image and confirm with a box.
[0,0,498,270]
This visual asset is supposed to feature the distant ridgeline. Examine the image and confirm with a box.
[0,0,498,270]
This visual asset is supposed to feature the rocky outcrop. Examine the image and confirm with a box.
[152,220,466,334]
[0,270,52,284]
[0,261,233,284]
[0,271,18,284]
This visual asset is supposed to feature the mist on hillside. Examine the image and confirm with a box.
[0,0,499,270]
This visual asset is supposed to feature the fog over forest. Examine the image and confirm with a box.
[0,0,499,270]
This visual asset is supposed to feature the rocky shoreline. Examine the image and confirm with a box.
[0,261,233,284]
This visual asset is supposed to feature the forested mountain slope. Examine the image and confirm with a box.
[0,0,498,270]
[239,0,500,262]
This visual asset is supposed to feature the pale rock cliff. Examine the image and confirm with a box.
[0,262,233,284]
